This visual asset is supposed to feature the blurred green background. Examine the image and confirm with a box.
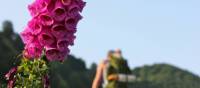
[0,21,200,88]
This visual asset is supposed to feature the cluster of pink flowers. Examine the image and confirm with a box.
[20,0,86,61]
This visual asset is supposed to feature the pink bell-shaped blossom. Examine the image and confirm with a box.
[52,1,66,21]
[66,34,76,45]
[5,67,17,80]
[39,33,55,46]
[39,12,54,26]
[7,78,16,88]
[65,16,77,30]
[28,18,42,35]
[45,47,63,61]
[61,0,71,6]
[20,27,35,44]
[68,4,80,16]
[52,24,68,38]
[72,0,86,12]
[28,2,39,17]
[57,39,69,51]
[42,75,50,88]
[24,40,43,59]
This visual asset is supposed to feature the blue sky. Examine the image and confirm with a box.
[0,0,200,76]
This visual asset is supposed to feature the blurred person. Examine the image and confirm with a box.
[92,49,136,88]
[92,50,114,88]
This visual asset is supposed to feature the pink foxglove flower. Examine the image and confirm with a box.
[28,18,42,35]
[67,34,76,45]
[7,78,16,88]
[24,41,43,59]
[6,0,85,87]
[43,75,50,88]
[21,0,86,61]
[20,27,35,44]
[39,13,54,26]
[5,67,17,80]
[57,39,69,51]
[61,0,72,6]
[52,1,66,21]
[39,32,55,46]
[52,24,68,38]
[45,47,65,61]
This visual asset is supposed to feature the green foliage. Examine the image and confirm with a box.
[50,55,94,88]
[14,58,49,88]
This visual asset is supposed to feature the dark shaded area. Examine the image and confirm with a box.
[49,55,96,88]
[0,21,24,86]
[0,21,200,88]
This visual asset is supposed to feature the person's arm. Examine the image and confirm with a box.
[107,74,118,81]
[108,74,136,82]
[92,61,104,88]
[118,74,136,82]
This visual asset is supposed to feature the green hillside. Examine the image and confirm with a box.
[131,64,200,88]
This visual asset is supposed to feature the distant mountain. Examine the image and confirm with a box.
[131,64,200,88]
